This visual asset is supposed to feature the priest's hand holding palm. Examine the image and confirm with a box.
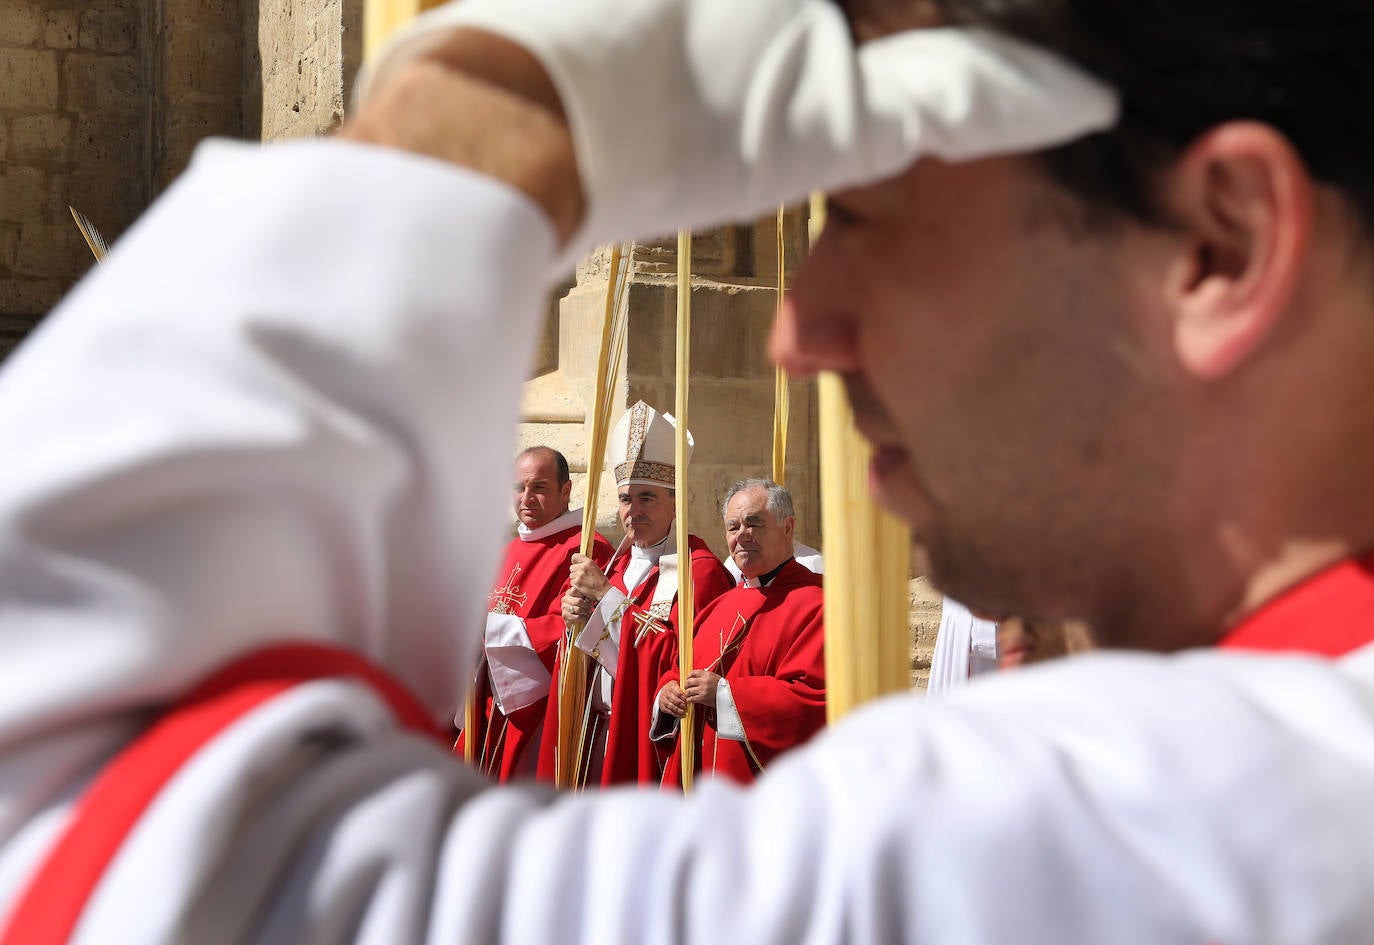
[561,589,593,625]
[683,670,721,706]
[658,682,688,719]
[568,553,612,602]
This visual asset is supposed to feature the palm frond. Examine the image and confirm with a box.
[68,206,109,263]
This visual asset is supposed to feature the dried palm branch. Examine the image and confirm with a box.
[772,205,789,484]
[68,206,108,264]
[552,243,633,789]
[675,229,697,792]
[813,193,913,723]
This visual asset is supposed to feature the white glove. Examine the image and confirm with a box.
[360,0,1118,275]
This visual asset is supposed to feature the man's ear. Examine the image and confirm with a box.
[1164,122,1312,378]
[560,479,572,504]
[782,515,795,542]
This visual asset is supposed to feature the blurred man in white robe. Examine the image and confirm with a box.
[0,3,1373,944]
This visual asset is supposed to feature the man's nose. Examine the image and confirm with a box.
[769,255,861,379]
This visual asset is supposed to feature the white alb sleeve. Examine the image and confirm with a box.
[574,587,629,676]
[361,0,1118,274]
[484,613,552,713]
[0,137,555,733]
[45,649,1374,944]
[714,678,746,742]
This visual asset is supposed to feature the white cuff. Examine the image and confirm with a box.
[969,616,1001,678]
[715,679,746,742]
[575,587,629,676]
[649,686,680,742]
[485,612,552,713]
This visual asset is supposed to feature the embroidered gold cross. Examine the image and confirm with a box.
[707,613,749,673]
[632,608,668,646]
[489,563,528,615]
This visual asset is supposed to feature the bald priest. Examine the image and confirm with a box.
[655,479,826,784]
[458,446,612,780]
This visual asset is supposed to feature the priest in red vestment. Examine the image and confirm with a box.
[549,401,733,786]
[457,446,612,780]
[656,479,826,785]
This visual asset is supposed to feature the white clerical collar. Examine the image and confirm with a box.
[628,523,676,565]
[517,507,583,542]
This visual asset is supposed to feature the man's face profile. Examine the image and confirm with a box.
[619,484,675,547]
[774,153,1173,641]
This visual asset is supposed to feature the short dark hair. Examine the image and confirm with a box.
[934,1,1374,234]
[518,446,570,485]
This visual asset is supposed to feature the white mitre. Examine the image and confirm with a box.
[608,400,693,489]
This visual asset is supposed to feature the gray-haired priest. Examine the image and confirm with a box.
[653,479,826,785]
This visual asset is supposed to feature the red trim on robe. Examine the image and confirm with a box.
[0,642,440,945]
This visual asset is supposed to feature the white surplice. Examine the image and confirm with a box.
[928,597,1000,695]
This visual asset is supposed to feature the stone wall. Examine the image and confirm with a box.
[0,0,150,354]
[0,0,367,356]
[151,0,243,193]
[909,576,943,689]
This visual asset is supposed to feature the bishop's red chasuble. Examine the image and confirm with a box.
[535,534,732,786]
[663,558,825,786]
[598,536,733,786]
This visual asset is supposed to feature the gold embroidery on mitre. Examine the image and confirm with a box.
[626,400,649,463]
[489,563,528,615]
[613,460,675,486]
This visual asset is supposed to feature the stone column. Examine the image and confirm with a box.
[246,0,352,142]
